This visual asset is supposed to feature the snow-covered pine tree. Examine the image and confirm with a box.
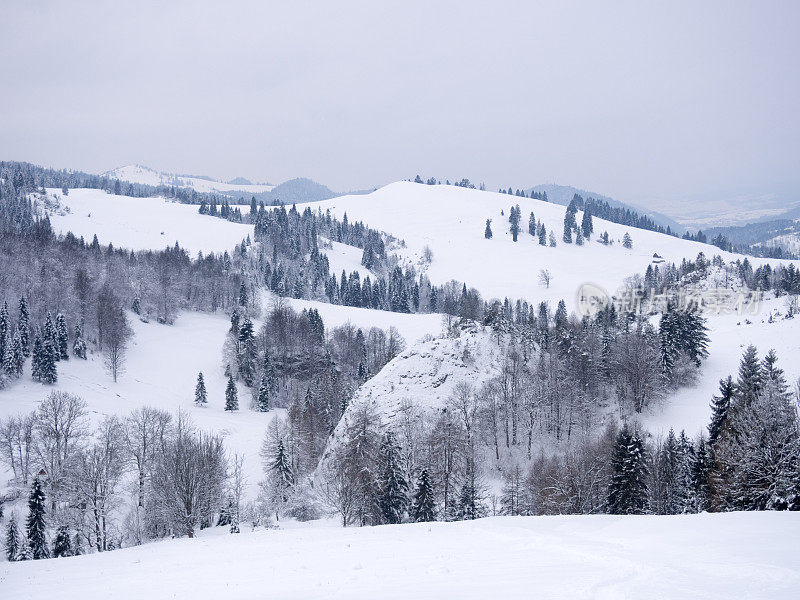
[237,317,257,386]
[18,296,30,357]
[562,217,573,244]
[52,525,72,558]
[622,232,633,249]
[734,345,762,407]
[708,376,734,446]
[581,208,593,237]
[412,468,435,522]
[575,227,584,245]
[548,231,557,247]
[484,218,492,239]
[5,514,20,561]
[26,477,49,559]
[456,459,484,521]
[689,435,711,512]
[43,312,58,362]
[256,372,270,412]
[55,313,69,360]
[195,372,208,405]
[271,439,294,510]
[608,424,649,514]
[377,431,408,524]
[538,223,547,246]
[225,374,238,411]
[509,205,521,242]
[528,212,536,236]
[0,301,8,361]
[40,335,58,384]
[72,324,86,359]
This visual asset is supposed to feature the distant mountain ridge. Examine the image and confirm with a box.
[528,183,685,234]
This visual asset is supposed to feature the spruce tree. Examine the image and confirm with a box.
[690,436,711,512]
[708,376,734,446]
[271,440,294,505]
[538,224,547,246]
[734,345,762,407]
[528,212,536,236]
[40,335,58,384]
[55,313,69,360]
[44,312,58,362]
[377,431,408,524]
[18,296,30,357]
[256,372,270,412]
[5,514,20,561]
[0,301,8,361]
[195,372,208,405]
[52,525,72,558]
[225,374,239,411]
[72,324,87,359]
[484,218,492,239]
[608,425,649,514]
[622,232,633,249]
[562,219,573,244]
[31,334,44,382]
[26,477,49,560]
[237,317,257,386]
[581,209,593,237]
[412,469,435,522]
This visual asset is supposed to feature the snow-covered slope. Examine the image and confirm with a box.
[43,188,253,254]
[104,165,274,194]
[298,182,799,308]
[4,512,799,599]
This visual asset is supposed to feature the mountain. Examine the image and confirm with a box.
[104,164,274,195]
[528,183,686,234]
[252,177,337,204]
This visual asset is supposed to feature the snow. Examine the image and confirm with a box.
[104,164,274,194]
[319,236,374,280]
[0,311,275,495]
[3,511,799,599]
[44,188,254,255]
[642,297,800,438]
[295,181,799,310]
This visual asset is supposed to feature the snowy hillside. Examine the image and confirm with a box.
[42,188,253,254]
[298,181,799,307]
[104,165,275,195]
[4,512,799,599]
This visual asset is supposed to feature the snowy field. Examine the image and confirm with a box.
[642,297,800,438]
[104,164,275,194]
[45,188,254,255]
[297,182,799,308]
[3,512,798,599]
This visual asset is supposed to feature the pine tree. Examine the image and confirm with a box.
[5,514,20,561]
[761,349,791,404]
[538,223,547,246]
[271,439,294,506]
[575,227,584,245]
[509,205,521,242]
[225,374,239,411]
[44,313,58,362]
[40,335,58,384]
[18,296,30,357]
[622,232,633,249]
[195,372,208,405]
[377,431,408,524]
[55,313,69,360]
[734,345,762,407]
[528,212,536,236]
[254,372,269,412]
[237,317,257,386]
[411,468,435,522]
[562,219,573,244]
[708,376,734,446]
[690,436,711,512]
[52,525,72,558]
[72,324,86,359]
[456,460,483,520]
[484,218,492,239]
[608,425,649,514]
[581,209,593,237]
[26,477,49,560]
[0,301,8,362]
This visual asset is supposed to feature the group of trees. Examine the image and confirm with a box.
[1,393,232,560]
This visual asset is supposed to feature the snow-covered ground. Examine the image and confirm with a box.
[643,297,800,438]
[104,164,274,194]
[294,182,799,309]
[3,512,798,599]
[44,188,253,255]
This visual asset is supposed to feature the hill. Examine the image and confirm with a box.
[104,165,275,195]
[3,512,798,599]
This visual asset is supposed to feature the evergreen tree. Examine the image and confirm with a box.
[538,223,547,246]
[562,218,573,244]
[708,376,734,446]
[734,345,762,407]
[237,317,257,386]
[44,312,58,362]
[271,439,294,506]
[5,514,20,561]
[26,477,49,560]
[575,227,584,245]
[411,468,435,522]
[55,313,69,360]
[52,525,72,558]
[509,205,521,242]
[256,372,271,412]
[456,460,483,520]
[377,431,408,524]
[40,335,58,384]
[225,374,239,411]
[690,436,711,512]
[18,296,30,357]
[31,334,44,382]
[261,349,278,398]
[608,425,649,514]
[72,324,87,359]
[581,209,593,237]
[528,212,536,236]
[195,372,208,405]
[622,232,633,249]
[0,301,8,361]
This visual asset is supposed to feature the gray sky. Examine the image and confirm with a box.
[1,0,798,212]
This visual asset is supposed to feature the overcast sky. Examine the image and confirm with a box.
[1,1,798,212]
